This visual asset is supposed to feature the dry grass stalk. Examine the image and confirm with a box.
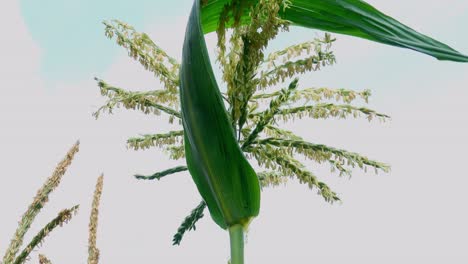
[88,175,104,264]
[2,141,80,264]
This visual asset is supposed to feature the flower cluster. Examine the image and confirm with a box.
[94,0,389,245]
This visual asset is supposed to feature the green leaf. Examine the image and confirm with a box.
[180,0,260,230]
[201,0,468,62]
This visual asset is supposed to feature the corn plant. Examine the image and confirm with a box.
[94,0,466,263]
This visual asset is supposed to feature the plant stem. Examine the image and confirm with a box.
[229,224,244,264]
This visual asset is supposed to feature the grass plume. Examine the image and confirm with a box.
[12,205,80,264]
[2,141,80,264]
[88,175,104,264]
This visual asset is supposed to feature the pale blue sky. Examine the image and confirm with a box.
[19,0,468,84]
[20,0,193,81]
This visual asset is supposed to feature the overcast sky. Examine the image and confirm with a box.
[1,0,467,263]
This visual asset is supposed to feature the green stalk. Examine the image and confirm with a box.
[229,224,244,264]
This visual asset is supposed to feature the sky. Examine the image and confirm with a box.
[0,0,467,263]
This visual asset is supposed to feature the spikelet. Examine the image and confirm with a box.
[127,131,184,151]
[103,20,180,93]
[257,171,288,188]
[135,166,188,181]
[263,104,390,123]
[255,138,390,176]
[253,87,371,104]
[247,144,339,202]
[242,78,298,149]
[172,201,207,245]
[164,145,186,160]
[88,175,104,264]
[12,205,80,264]
[93,78,181,123]
[258,34,335,89]
[262,125,302,140]
[38,254,52,264]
